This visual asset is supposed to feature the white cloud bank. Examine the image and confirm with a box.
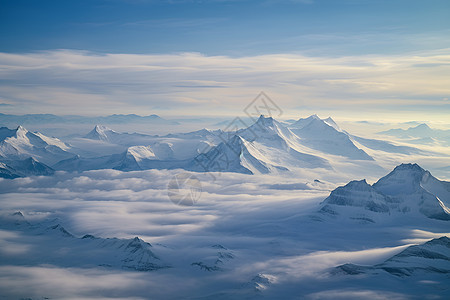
[0,49,449,120]
[0,169,449,299]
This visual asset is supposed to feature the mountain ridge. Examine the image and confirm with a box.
[320,163,450,221]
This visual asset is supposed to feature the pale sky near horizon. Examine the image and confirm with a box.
[0,0,449,121]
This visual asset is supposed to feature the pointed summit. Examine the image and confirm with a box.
[255,115,276,127]
[0,126,73,165]
[394,163,425,172]
[289,115,373,160]
[239,114,300,150]
[85,125,116,141]
[407,123,433,135]
[190,134,287,175]
[290,114,320,129]
[321,179,389,214]
[411,123,431,130]
[15,125,28,138]
[320,163,450,221]
[16,125,27,132]
[373,163,428,196]
[323,117,341,131]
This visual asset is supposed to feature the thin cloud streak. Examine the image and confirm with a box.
[0,50,449,117]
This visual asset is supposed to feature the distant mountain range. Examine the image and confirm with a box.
[379,123,450,146]
[0,113,179,125]
[0,114,444,177]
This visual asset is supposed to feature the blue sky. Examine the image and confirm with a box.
[0,0,449,119]
[2,0,449,56]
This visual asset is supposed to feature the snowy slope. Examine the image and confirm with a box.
[54,145,187,172]
[114,146,160,171]
[0,212,168,271]
[334,236,450,277]
[188,116,331,174]
[189,135,288,174]
[0,162,19,179]
[373,163,450,220]
[320,163,450,221]
[85,125,118,142]
[165,128,224,141]
[349,135,428,155]
[239,115,302,150]
[290,114,321,129]
[82,125,222,160]
[60,117,331,174]
[157,128,225,160]
[1,157,54,177]
[0,126,74,165]
[238,115,331,169]
[289,115,373,160]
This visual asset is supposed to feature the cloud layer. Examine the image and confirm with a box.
[0,169,449,299]
[0,50,449,119]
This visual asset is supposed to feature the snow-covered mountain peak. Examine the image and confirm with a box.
[125,146,157,161]
[133,236,152,245]
[373,163,429,196]
[289,115,373,160]
[346,179,369,188]
[393,163,426,173]
[320,163,450,221]
[0,125,29,141]
[290,114,321,129]
[214,134,246,157]
[290,115,343,136]
[15,125,28,137]
[228,133,245,145]
[423,236,449,247]
[239,115,299,149]
[85,125,117,141]
[410,123,432,131]
[323,117,341,131]
[190,133,291,174]
[195,128,215,135]
[94,124,112,131]
[320,178,389,214]
[303,117,335,131]
[0,125,73,166]
[246,115,286,137]
[126,236,154,252]
[255,115,276,127]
